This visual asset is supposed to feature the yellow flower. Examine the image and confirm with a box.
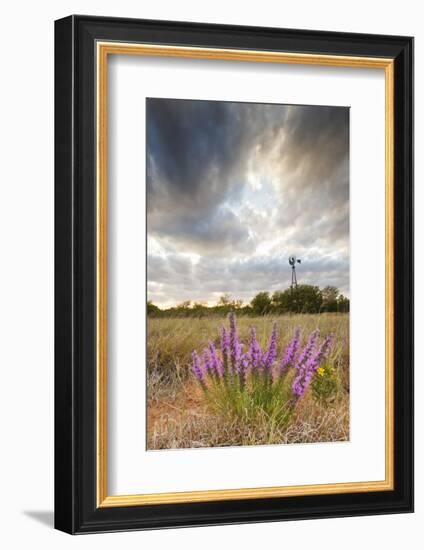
[317,367,325,377]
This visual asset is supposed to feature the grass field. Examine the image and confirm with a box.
[147,313,349,450]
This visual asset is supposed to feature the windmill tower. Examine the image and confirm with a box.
[289,256,301,288]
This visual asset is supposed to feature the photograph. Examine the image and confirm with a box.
[51,11,413,536]
[146,97,350,450]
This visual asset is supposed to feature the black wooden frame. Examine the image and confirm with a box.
[55,15,414,534]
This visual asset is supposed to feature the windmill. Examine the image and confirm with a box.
[289,256,301,288]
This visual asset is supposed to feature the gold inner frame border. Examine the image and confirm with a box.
[96,42,394,508]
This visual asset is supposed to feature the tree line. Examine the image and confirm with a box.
[148,285,349,318]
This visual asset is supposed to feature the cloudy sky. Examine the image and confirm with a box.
[146,98,349,308]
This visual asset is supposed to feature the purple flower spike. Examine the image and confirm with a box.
[238,353,249,390]
[292,333,334,399]
[192,351,206,387]
[292,375,304,398]
[263,323,278,370]
[306,334,334,374]
[228,313,237,355]
[221,326,229,357]
[228,312,240,372]
[229,312,237,345]
[280,327,301,371]
[249,327,262,369]
[221,325,230,379]
[295,329,319,370]
[202,349,212,376]
[208,341,223,377]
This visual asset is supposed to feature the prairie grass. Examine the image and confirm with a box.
[147,313,349,449]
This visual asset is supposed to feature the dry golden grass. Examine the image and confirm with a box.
[147,313,349,450]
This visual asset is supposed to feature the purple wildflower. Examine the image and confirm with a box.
[221,325,230,378]
[291,374,304,398]
[202,349,214,378]
[305,334,334,374]
[208,341,223,376]
[280,327,301,372]
[292,333,334,398]
[235,352,249,390]
[241,354,250,372]
[249,327,262,369]
[295,329,319,370]
[228,312,240,373]
[229,312,237,345]
[221,326,229,357]
[263,323,278,370]
[192,351,206,388]
[190,314,336,407]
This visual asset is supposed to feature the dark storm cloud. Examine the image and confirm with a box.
[147,98,256,250]
[147,98,245,196]
[146,98,349,306]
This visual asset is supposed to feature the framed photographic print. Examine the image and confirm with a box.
[54,15,414,534]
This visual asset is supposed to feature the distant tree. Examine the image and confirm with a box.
[217,294,232,307]
[147,301,161,317]
[241,304,253,316]
[321,285,339,312]
[148,286,349,318]
[191,302,208,317]
[292,285,323,313]
[251,291,272,315]
[272,290,291,314]
[216,294,243,315]
[337,294,350,313]
[272,285,323,314]
[170,300,191,317]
